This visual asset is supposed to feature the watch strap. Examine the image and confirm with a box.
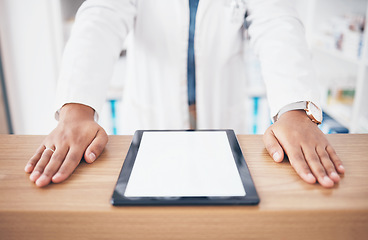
[273,101,308,122]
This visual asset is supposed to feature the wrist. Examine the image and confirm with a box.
[274,101,323,125]
[278,110,321,128]
[279,109,311,122]
[59,103,95,122]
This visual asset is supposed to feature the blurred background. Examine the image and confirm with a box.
[0,0,367,135]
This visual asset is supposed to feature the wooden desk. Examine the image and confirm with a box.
[0,134,367,240]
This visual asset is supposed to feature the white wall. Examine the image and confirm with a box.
[0,0,59,134]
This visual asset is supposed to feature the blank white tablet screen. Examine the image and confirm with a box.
[124,131,246,197]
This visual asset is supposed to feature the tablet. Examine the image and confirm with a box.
[111,130,260,206]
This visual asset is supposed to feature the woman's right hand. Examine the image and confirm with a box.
[24,103,108,187]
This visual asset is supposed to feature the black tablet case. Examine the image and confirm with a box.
[111,130,260,206]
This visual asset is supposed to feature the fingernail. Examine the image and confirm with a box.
[330,172,339,178]
[323,176,334,185]
[272,152,281,162]
[89,152,96,162]
[36,175,48,187]
[52,173,61,181]
[306,173,316,183]
[24,164,32,172]
[30,171,41,182]
[36,175,45,183]
[338,165,345,172]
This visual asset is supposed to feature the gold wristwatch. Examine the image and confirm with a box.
[273,101,323,125]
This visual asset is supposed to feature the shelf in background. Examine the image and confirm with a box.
[322,103,353,130]
[356,116,368,133]
[312,45,366,66]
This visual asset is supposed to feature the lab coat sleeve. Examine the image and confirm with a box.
[245,0,321,119]
[55,0,136,121]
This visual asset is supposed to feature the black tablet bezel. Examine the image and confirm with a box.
[111,130,260,206]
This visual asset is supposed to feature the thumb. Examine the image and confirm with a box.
[263,128,284,163]
[84,128,108,163]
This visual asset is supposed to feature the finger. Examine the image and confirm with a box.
[25,145,46,173]
[29,146,55,182]
[303,145,334,188]
[316,146,340,183]
[263,129,284,162]
[35,146,68,187]
[84,129,108,163]
[51,148,84,183]
[326,145,345,174]
[287,146,316,184]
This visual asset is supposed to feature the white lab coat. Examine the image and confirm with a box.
[56,0,320,134]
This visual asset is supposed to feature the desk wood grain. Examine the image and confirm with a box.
[0,134,367,240]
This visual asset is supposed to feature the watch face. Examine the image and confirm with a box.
[308,102,323,123]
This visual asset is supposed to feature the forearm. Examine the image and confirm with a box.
[246,0,320,117]
[55,0,137,117]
